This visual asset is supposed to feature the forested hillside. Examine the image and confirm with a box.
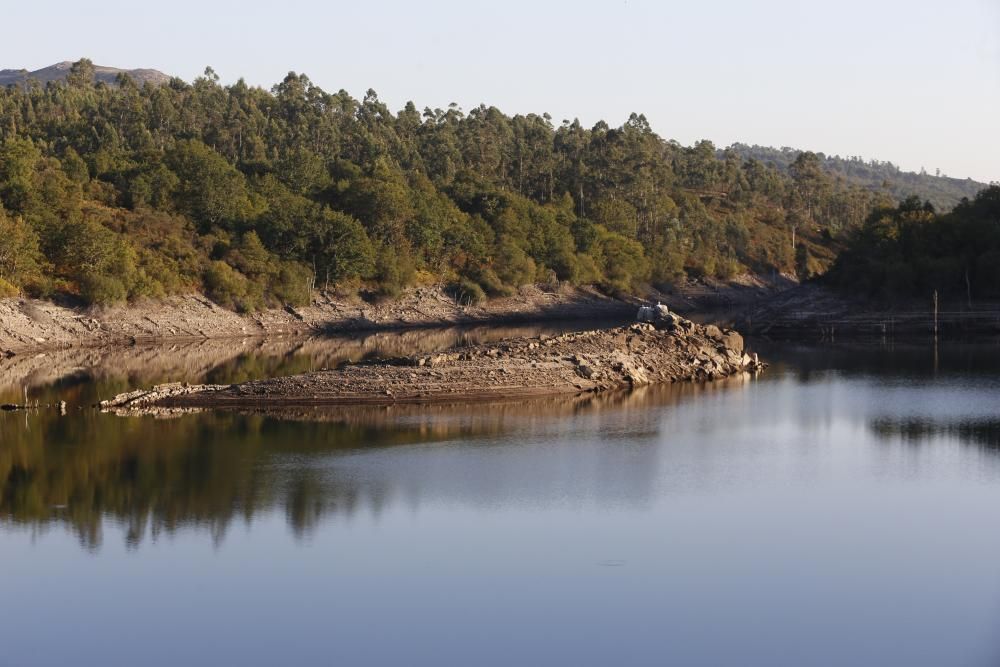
[728,144,988,212]
[826,185,1000,300]
[0,58,985,309]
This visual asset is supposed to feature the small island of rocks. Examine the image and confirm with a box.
[101,307,763,414]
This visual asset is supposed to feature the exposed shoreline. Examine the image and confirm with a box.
[5,277,997,363]
[739,284,1000,340]
[101,314,763,414]
[0,284,635,355]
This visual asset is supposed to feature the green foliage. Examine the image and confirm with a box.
[0,58,990,310]
[730,143,987,212]
[493,236,537,287]
[591,228,651,293]
[79,272,128,306]
[314,209,375,287]
[166,139,251,230]
[373,243,415,298]
[0,277,18,298]
[0,208,44,292]
[591,197,638,237]
[827,187,1000,299]
[204,260,258,312]
[470,267,511,297]
[0,138,43,212]
[447,277,487,305]
[129,163,179,210]
[272,261,313,307]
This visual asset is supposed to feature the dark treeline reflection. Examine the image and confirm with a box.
[0,321,617,405]
[0,408,489,550]
[753,338,1000,382]
[0,382,720,550]
[5,335,997,552]
[870,418,1000,452]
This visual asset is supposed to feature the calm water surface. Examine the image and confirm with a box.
[2,330,1000,666]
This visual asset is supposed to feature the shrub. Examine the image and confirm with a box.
[0,277,19,298]
[470,267,511,297]
[79,273,128,306]
[272,261,313,307]
[204,260,254,311]
[494,237,536,287]
[0,209,44,289]
[447,278,486,305]
[374,244,415,299]
[593,229,650,293]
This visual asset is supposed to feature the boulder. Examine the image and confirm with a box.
[610,353,650,386]
[721,330,744,355]
[636,303,671,323]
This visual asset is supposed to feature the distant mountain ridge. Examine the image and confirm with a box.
[726,143,988,212]
[0,61,171,87]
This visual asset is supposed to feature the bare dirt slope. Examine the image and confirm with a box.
[0,285,633,355]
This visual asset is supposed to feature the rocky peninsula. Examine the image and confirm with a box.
[101,309,763,414]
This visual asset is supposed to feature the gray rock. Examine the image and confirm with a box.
[636,303,671,323]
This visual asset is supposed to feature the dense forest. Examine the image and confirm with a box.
[729,144,988,212]
[826,185,1000,301]
[0,59,986,309]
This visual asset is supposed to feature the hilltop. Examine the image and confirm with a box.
[727,143,988,212]
[0,60,170,87]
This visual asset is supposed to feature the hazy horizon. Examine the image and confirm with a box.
[5,0,998,182]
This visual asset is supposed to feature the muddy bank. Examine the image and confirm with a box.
[739,284,1000,339]
[0,284,633,355]
[101,313,763,414]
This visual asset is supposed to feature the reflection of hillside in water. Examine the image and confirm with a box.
[0,374,748,551]
[0,322,615,404]
[870,417,1000,451]
[753,339,1000,382]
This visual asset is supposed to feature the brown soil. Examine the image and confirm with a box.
[101,315,763,414]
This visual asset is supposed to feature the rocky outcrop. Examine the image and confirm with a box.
[101,312,764,413]
[0,62,171,87]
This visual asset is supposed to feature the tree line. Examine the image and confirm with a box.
[0,58,976,309]
[826,185,1000,301]
[729,144,988,212]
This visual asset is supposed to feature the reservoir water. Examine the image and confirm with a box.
[2,329,1000,666]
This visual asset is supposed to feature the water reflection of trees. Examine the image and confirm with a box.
[754,340,1000,384]
[869,417,1000,451]
[0,323,599,405]
[1,381,733,550]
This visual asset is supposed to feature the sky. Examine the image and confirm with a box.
[3,0,999,182]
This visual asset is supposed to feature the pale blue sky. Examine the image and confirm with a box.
[4,0,998,182]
